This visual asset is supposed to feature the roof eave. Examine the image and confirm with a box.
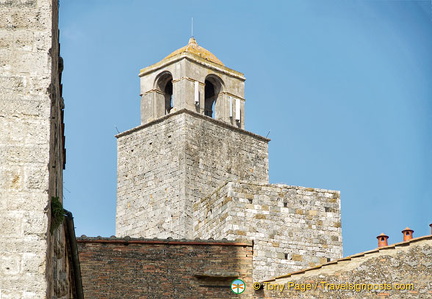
[138,52,245,81]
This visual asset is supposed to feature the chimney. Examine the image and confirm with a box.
[377,233,389,247]
[429,223,432,235]
[402,227,414,241]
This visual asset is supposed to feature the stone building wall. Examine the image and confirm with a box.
[193,182,343,281]
[77,237,254,299]
[0,0,68,297]
[116,112,188,238]
[116,109,268,239]
[258,236,432,298]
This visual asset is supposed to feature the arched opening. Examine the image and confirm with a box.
[204,75,223,118]
[204,80,215,117]
[155,72,173,115]
[164,80,173,114]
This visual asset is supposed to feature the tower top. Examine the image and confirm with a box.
[138,38,245,128]
[163,37,224,66]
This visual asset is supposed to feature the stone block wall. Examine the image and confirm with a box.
[193,182,343,281]
[258,237,432,298]
[182,110,268,194]
[78,237,254,298]
[0,0,68,297]
[116,112,188,238]
[116,109,269,239]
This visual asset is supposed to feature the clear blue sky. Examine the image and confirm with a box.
[60,0,432,257]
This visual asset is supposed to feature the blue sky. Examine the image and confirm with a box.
[60,0,432,257]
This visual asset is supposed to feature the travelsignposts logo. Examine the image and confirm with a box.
[231,279,246,294]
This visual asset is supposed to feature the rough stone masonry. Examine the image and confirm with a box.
[115,37,343,281]
[0,0,71,297]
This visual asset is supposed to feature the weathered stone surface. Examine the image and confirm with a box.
[194,181,342,281]
[0,0,70,297]
[116,109,269,239]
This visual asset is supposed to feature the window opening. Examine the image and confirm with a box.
[164,80,173,114]
[204,80,215,117]
[155,72,174,115]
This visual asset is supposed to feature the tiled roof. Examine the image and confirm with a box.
[262,234,432,282]
[163,37,224,65]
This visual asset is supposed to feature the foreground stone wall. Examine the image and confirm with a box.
[78,237,254,298]
[194,182,343,281]
[258,236,432,298]
[0,0,68,297]
[116,110,268,238]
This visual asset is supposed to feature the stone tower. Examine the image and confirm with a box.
[0,1,77,298]
[139,37,246,129]
[116,38,343,280]
[116,38,269,238]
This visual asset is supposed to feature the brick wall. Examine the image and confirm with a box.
[78,237,254,298]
